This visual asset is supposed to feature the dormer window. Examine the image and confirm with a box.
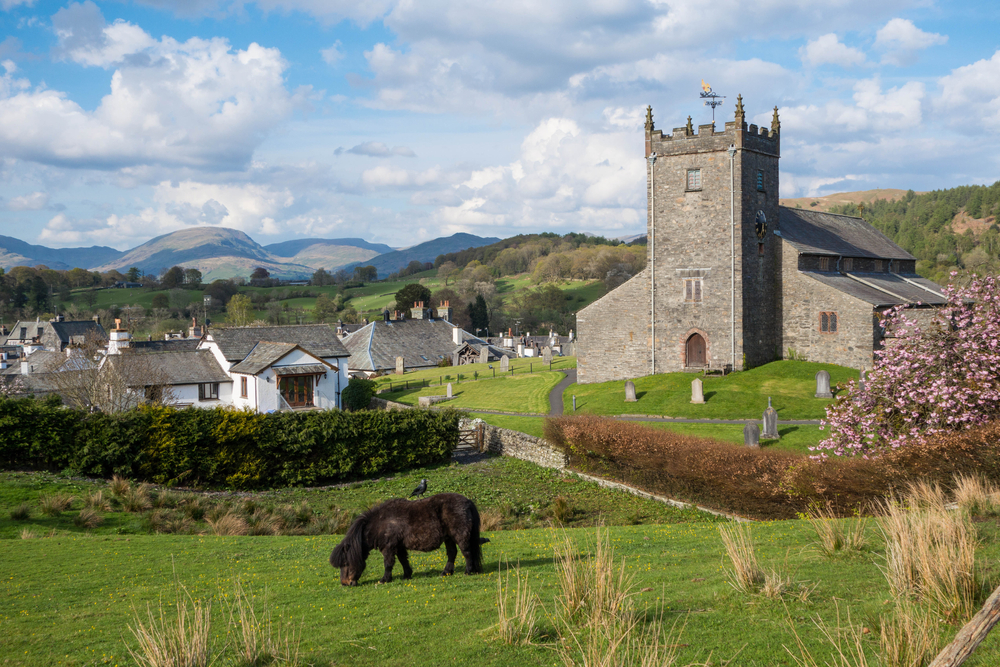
[686,169,701,191]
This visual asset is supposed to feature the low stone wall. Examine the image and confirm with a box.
[369,396,412,411]
[460,418,568,469]
[418,395,455,407]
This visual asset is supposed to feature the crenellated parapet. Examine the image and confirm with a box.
[645,94,779,158]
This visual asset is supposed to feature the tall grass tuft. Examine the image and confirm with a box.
[877,603,943,667]
[10,502,31,521]
[492,561,539,645]
[127,589,213,667]
[551,496,573,525]
[74,507,104,529]
[208,513,248,536]
[718,522,764,594]
[785,607,871,667]
[110,475,131,498]
[952,474,1000,517]
[85,490,112,512]
[804,505,868,558]
[554,526,636,637]
[39,494,74,517]
[224,579,301,667]
[877,492,979,622]
[19,527,38,539]
[124,484,153,513]
[245,510,280,536]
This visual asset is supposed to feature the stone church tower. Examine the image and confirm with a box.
[577,97,782,383]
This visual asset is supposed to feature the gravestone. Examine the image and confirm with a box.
[395,356,404,375]
[624,380,637,402]
[815,370,833,398]
[516,344,525,358]
[500,355,510,372]
[446,383,453,398]
[690,377,704,404]
[479,347,489,364]
[542,346,553,364]
[762,397,779,440]
[743,422,760,448]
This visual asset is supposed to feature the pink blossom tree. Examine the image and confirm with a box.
[817,273,1000,457]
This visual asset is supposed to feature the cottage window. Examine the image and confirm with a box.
[199,383,220,400]
[874,259,884,272]
[19,327,26,339]
[686,169,701,191]
[240,376,248,398]
[684,278,703,303]
[756,170,764,192]
[819,257,830,271]
[820,312,838,333]
[842,258,854,272]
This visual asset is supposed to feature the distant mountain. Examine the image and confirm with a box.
[350,233,502,278]
[264,238,395,272]
[0,235,120,271]
[91,227,316,281]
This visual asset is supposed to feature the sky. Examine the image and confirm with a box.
[0,1,999,252]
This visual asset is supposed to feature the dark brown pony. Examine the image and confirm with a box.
[330,492,488,586]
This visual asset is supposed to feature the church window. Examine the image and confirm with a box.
[684,278,703,303]
[686,169,701,191]
[756,170,764,191]
[819,257,830,271]
[842,258,854,272]
[820,312,838,333]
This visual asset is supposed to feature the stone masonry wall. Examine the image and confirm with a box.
[576,268,652,384]
[461,418,568,469]
[779,240,876,370]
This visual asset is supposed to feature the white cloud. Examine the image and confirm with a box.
[52,2,156,68]
[875,18,947,66]
[799,34,866,67]
[936,50,1000,132]
[781,77,924,135]
[4,191,48,210]
[0,8,293,171]
[1,0,34,10]
[346,141,416,157]
[320,40,343,65]
[361,165,442,189]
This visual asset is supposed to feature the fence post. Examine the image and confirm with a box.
[405,380,409,390]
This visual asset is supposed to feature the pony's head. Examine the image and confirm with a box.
[329,516,369,586]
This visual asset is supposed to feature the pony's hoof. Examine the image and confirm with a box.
[441,571,453,577]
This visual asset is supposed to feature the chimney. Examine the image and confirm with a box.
[436,300,453,321]
[411,301,428,320]
[20,352,28,375]
[108,318,131,355]
[383,310,390,324]
[452,326,463,346]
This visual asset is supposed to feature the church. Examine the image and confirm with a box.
[576,97,946,384]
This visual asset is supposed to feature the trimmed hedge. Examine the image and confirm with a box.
[0,398,459,489]
[545,416,1000,520]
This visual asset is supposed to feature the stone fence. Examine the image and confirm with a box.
[459,417,568,470]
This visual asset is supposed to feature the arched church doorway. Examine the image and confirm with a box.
[685,333,707,367]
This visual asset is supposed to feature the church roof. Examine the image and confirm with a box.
[778,207,915,260]
[800,271,947,306]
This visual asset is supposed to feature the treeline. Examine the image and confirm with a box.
[828,183,1000,284]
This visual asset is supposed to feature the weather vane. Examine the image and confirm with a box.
[700,80,725,124]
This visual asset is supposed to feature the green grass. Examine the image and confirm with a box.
[468,412,547,437]
[381,372,563,414]
[4,514,999,666]
[375,356,576,390]
[567,360,858,420]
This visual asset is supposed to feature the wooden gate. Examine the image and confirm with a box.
[457,423,485,452]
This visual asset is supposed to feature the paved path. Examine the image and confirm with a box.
[548,369,577,415]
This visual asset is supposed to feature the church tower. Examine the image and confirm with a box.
[576,97,781,383]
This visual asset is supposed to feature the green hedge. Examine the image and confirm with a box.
[0,398,459,489]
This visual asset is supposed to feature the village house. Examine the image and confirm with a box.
[576,98,946,384]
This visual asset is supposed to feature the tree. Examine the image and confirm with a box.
[227,294,253,326]
[313,293,337,323]
[311,268,332,286]
[819,274,1000,457]
[353,265,377,283]
[341,377,377,411]
[468,294,488,332]
[161,266,185,289]
[151,293,170,310]
[126,267,142,282]
[203,280,240,310]
[394,283,432,314]
[251,267,270,280]
[184,268,203,288]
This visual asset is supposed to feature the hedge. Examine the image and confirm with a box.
[0,398,460,489]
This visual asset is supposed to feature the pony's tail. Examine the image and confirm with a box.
[468,502,484,573]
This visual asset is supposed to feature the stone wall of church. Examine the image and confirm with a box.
[576,268,652,384]
[779,240,877,370]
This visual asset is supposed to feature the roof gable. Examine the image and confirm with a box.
[208,324,348,361]
[229,341,334,375]
[778,207,915,260]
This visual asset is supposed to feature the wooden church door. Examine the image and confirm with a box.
[686,334,706,367]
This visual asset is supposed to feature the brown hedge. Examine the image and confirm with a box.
[544,416,1000,520]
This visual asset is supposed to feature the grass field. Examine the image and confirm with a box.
[567,360,858,420]
[375,356,576,390]
[4,509,998,666]
[381,372,564,414]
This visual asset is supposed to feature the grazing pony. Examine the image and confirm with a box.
[330,492,488,586]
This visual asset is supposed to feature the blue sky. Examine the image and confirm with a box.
[0,0,998,251]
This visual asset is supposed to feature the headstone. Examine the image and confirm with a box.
[690,377,704,404]
[500,355,510,372]
[815,370,833,398]
[859,369,866,392]
[516,344,524,358]
[446,383,453,398]
[395,356,404,375]
[479,347,489,364]
[542,346,553,364]
[572,395,576,411]
[624,380,637,402]
[762,397,779,440]
[743,422,760,448]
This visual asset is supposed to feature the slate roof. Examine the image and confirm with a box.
[207,325,348,362]
[343,319,466,371]
[106,350,232,386]
[778,207,915,260]
[50,320,107,344]
[130,339,201,353]
[800,272,946,307]
[18,350,66,373]
[229,342,298,375]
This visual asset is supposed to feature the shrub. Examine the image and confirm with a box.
[341,378,377,411]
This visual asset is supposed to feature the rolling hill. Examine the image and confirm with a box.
[0,235,120,271]
[349,232,502,278]
[264,238,394,272]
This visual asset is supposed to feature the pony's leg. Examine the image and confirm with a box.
[397,547,413,579]
[459,542,478,575]
[442,539,457,576]
[379,549,396,584]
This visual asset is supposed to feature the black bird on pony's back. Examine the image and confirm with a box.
[409,478,427,498]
